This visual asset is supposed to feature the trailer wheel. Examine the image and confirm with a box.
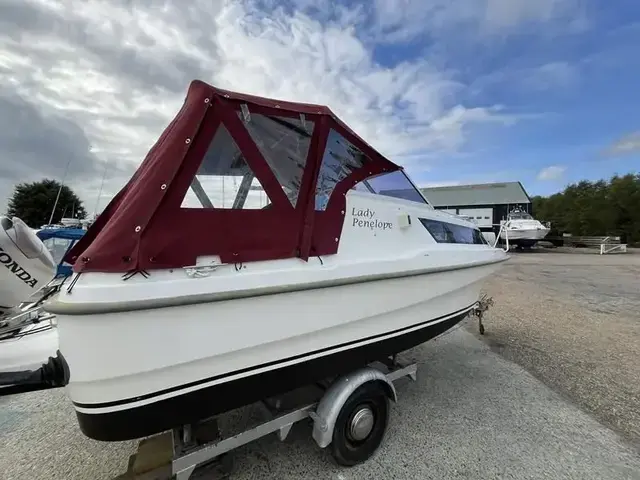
[330,381,389,467]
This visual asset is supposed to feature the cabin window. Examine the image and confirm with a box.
[419,218,487,245]
[181,125,272,209]
[316,129,371,210]
[239,112,314,208]
[353,170,430,206]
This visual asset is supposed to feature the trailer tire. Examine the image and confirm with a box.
[330,381,389,467]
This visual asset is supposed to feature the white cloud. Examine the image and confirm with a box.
[537,165,566,181]
[370,0,586,42]
[0,0,585,214]
[522,61,579,91]
[605,131,640,156]
[470,61,580,96]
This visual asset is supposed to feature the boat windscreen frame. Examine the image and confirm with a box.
[507,209,534,220]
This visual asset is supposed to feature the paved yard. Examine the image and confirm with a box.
[466,250,640,450]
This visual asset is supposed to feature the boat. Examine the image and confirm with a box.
[31,80,509,442]
[36,227,86,278]
[499,207,550,248]
[0,216,58,374]
[0,223,84,376]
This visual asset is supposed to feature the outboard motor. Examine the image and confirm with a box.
[0,216,57,318]
[0,216,69,396]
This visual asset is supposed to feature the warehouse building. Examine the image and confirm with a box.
[420,182,532,235]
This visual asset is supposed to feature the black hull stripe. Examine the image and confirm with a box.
[75,308,471,441]
[73,303,475,410]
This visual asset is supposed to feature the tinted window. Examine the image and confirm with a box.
[420,219,450,243]
[419,218,487,245]
[364,171,429,205]
[352,181,373,193]
[352,171,429,205]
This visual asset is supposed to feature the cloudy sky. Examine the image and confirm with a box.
[1,0,639,215]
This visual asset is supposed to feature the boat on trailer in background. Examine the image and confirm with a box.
[2,80,508,475]
[498,207,550,249]
[0,223,84,377]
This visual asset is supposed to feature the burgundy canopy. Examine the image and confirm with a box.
[67,80,400,273]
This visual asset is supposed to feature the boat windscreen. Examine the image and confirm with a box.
[42,237,75,265]
[508,211,533,220]
[353,170,431,206]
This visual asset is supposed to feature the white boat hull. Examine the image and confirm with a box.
[56,258,501,440]
[500,227,550,244]
[0,322,58,373]
[499,212,550,247]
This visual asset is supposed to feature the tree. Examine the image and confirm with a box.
[6,179,86,228]
[532,172,640,246]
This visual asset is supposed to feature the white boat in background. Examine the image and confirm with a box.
[0,221,84,381]
[0,217,58,378]
[499,208,550,248]
[3,80,508,444]
[59,217,80,228]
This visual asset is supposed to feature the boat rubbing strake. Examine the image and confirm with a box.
[43,80,509,441]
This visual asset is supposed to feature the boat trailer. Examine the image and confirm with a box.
[113,358,418,480]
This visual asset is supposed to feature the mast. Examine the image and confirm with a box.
[47,157,73,225]
[93,159,110,217]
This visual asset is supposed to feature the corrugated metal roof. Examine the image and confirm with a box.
[420,182,531,207]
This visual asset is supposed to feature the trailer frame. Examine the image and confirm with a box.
[116,358,418,480]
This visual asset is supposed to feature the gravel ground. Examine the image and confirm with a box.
[1,249,639,479]
[0,389,136,480]
[465,249,640,450]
